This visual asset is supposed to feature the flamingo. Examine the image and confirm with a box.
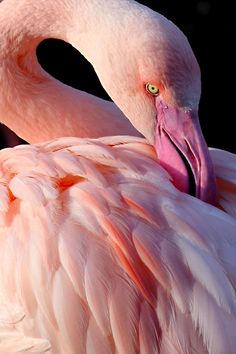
[0,0,236,353]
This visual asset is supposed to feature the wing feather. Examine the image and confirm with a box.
[210,148,236,217]
[0,138,235,353]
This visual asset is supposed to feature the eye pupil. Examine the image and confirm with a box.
[146,83,159,96]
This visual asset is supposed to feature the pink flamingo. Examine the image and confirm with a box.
[0,0,236,353]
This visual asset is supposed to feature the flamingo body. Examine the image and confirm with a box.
[0,137,236,353]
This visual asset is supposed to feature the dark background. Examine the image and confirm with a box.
[8,0,235,152]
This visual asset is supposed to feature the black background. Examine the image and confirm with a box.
[36,0,235,153]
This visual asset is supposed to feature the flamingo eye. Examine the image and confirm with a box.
[146,83,160,96]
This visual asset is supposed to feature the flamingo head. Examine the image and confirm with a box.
[88,5,217,205]
[0,0,217,204]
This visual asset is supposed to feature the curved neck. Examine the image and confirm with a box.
[0,55,139,143]
[0,0,139,143]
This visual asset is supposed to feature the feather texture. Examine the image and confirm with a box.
[210,148,236,217]
[0,137,235,353]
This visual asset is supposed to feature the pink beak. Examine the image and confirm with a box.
[155,97,217,205]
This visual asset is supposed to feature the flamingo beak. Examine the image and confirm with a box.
[154,97,217,205]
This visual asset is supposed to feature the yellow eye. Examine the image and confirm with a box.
[146,83,160,96]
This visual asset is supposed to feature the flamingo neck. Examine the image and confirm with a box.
[0,56,138,143]
[0,0,139,143]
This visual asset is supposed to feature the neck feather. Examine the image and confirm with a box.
[0,0,139,143]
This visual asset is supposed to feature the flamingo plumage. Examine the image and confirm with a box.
[0,0,235,353]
